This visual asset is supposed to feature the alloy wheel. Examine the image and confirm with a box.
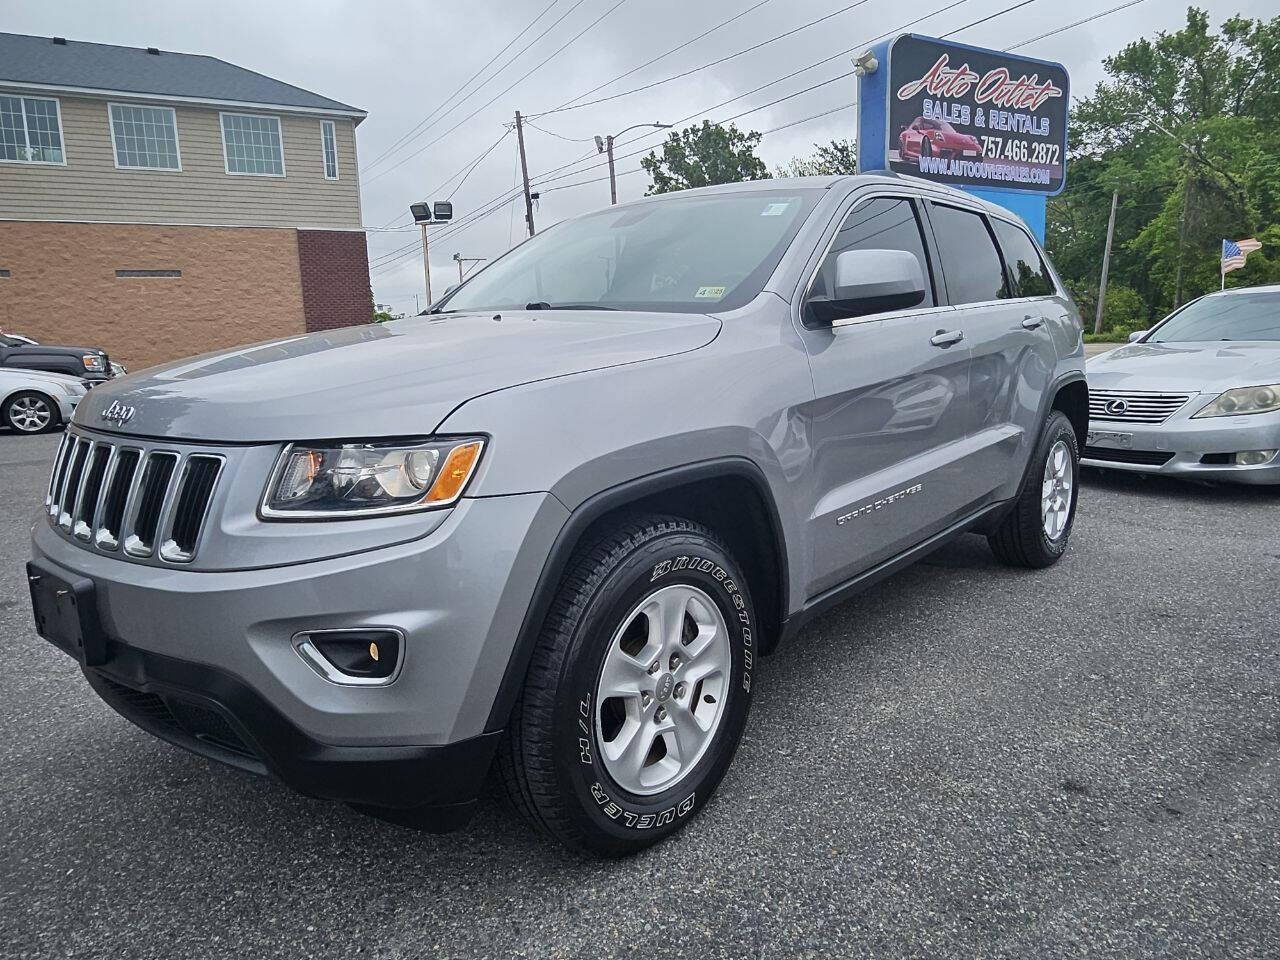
[594,584,731,796]
[1041,439,1074,540]
[8,396,52,433]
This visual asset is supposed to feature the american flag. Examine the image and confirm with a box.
[1222,237,1262,274]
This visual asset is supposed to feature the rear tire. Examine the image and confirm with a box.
[3,391,59,434]
[988,410,1079,568]
[499,514,755,856]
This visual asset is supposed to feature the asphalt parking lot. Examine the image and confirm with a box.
[2,429,1278,960]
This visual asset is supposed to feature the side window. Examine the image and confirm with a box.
[810,196,934,310]
[929,204,1009,305]
[992,219,1056,298]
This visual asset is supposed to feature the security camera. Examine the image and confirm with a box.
[853,50,878,76]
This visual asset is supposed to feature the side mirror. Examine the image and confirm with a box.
[810,249,926,323]
[1128,330,1148,343]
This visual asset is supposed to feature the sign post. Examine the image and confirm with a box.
[857,34,1069,241]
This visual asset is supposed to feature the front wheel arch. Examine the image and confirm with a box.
[484,458,788,734]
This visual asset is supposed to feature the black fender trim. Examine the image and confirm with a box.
[483,456,788,733]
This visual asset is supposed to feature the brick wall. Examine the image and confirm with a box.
[0,221,306,371]
[295,229,373,333]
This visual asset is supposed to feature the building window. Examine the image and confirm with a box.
[109,103,181,170]
[116,269,182,278]
[321,119,339,180]
[0,95,65,164]
[220,112,284,176]
[0,269,11,278]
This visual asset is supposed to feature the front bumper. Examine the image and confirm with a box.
[30,490,568,810]
[1083,406,1280,485]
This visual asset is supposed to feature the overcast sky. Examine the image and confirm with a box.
[8,0,1273,314]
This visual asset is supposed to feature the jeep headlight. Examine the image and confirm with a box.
[1192,384,1280,418]
[261,438,485,518]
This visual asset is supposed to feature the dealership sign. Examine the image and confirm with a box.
[884,35,1069,195]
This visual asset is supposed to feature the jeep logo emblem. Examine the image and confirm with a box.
[655,673,676,702]
[100,400,137,427]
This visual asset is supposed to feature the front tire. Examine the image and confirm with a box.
[988,410,1079,568]
[499,514,755,856]
[3,391,59,434]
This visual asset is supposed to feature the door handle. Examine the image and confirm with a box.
[930,329,964,347]
[1021,315,1045,329]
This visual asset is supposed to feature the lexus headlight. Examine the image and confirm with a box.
[261,438,485,518]
[1192,384,1280,418]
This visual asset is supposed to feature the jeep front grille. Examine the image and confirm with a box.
[1089,389,1193,424]
[45,431,223,564]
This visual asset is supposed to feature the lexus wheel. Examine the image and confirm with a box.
[499,514,755,856]
[3,391,58,434]
[988,409,1079,567]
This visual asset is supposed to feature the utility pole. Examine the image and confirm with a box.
[605,135,617,205]
[595,123,670,205]
[418,221,432,306]
[1093,190,1119,335]
[452,253,486,283]
[515,111,535,237]
[1174,173,1190,308]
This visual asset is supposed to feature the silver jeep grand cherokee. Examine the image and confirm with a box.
[28,175,1087,856]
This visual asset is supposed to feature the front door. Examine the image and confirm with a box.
[797,194,974,597]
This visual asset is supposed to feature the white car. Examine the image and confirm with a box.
[0,368,89,434]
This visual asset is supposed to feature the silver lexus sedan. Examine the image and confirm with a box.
[1084,284,1280,484]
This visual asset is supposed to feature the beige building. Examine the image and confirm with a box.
[0,33,372,371]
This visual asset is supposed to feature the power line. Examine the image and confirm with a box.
[530,0,876,118]
[364,0,634,186]
[523,120,597,144]
[360,0,569,175]
[524,0,979,191]
[545,0,777,114]
[371,0,1141,279]
[374,128,512,229]
[369,0,1008,268]
[1007,0,1145,50]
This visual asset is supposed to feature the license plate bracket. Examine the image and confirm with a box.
[27,562,108,666]
[1087,429,1133,450]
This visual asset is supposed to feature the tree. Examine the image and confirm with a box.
[640,121,769,195]
[775,139,857,177]
[1048,7,1280,321]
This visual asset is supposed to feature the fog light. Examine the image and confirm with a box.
[1234,449,1278,466]
[294,629,403,685]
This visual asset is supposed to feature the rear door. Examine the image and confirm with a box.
[923,203,1057,501]
[796,192,976,596]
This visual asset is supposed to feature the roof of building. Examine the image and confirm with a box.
[0,32,365,119]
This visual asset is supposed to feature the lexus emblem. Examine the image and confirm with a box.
[100,400,137,427]
[1103,398,1129,416]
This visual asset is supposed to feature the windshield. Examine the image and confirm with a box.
[0,334,20,347]
[1149,291,1280,342]
[437,188,821,315]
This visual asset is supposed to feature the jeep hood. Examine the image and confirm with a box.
[76,311,721,442]
[1087,340,1280,394]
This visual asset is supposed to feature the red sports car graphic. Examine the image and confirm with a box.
[898,116,981,162]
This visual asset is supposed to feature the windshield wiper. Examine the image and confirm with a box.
[524,302,616,311]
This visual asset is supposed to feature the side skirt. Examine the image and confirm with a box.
[776,499,1011,647]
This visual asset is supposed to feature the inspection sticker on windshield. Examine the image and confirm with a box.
[760,202,790,216]
[695,285,727,299]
